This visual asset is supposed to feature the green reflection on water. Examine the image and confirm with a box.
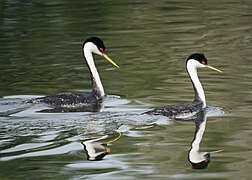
[0,0,252,179]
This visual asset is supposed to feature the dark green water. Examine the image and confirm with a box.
[0,0,252,179]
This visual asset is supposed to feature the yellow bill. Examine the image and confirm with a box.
[104,132,122,144]
[104,146,111,153]
[209,149,224,154]
[102,53,120,68]
[205,65,222,73]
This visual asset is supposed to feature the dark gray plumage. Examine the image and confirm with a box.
[144,53,221,119]
[27,37,119,113]
[28,92,103,112]
[145,100,204,119]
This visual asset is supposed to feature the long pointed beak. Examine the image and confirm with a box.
[103,132,122,144]
[209,149,224,154]
[102,53,120,68]
[205,65,222,73]
[104,146,111,153]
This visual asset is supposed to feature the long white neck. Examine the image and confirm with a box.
[187,60,206,107]
[83,43,105,97]
[189,112,207,162]
[191,119,206,153]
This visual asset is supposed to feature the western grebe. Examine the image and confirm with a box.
[145,53,222,119]
[28,37,119,112]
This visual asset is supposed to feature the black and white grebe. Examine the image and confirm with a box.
[28,37,119,112]
[145,53,222,119]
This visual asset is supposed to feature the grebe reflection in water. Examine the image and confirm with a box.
[81,132,122,161]
[188,110,224,169]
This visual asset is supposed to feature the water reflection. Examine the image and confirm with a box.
[1,0,251,178]
[81,132,122,161]
[188,110,223,169]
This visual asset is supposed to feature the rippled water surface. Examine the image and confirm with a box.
[1,0,252,179]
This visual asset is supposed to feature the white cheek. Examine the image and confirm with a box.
[91,46,102,56]
[84,42,102,56]
[187,59,205,69]
[198,63,206,68]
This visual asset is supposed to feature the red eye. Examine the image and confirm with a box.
[99,47,103,52]
[204,159,209,162]
[201,60,206,65]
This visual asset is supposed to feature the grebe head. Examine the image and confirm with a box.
[83,37,119,68]
[187,53,208,68]
[187,53,222,73]
[189,152,210,169]
[83,37,106,56]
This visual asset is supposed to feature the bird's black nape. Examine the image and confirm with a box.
[190,153,210,169]
[83,37,106,52]
[187,53,208,65]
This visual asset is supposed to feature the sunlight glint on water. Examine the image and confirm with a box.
[0,0,252,179]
